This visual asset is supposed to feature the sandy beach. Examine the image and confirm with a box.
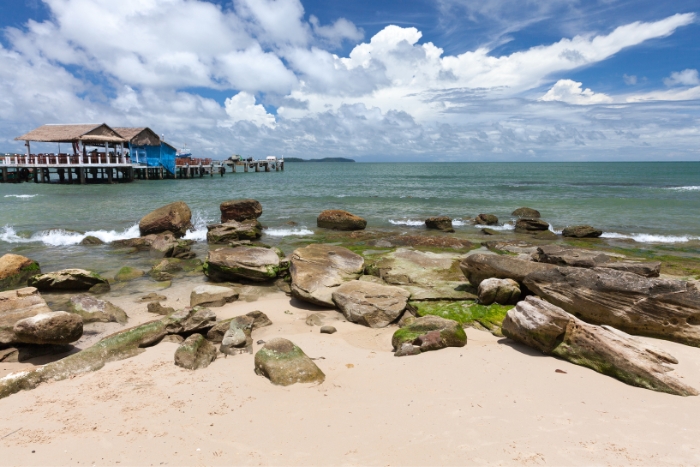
[1,283,699,466]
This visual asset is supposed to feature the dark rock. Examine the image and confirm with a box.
[562,225,603,238]
[80,235,104,245]
[475,214,498,226]
[28,269,109,292]
[425,216,454,232]
[512,207,541,219]
[139,201,192,238]
[174,333,217,370]
[515,218,550,233]
[0,254,41,291]
[317,210,367,231]
[480,228,499,236]
[254,338,325,386]
[320,326,336,334]
[459,253,556,287]
[220,199,263,223]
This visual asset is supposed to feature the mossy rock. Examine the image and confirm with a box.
[114,266,144,282]
[411,301,513,336]
[0,254,41,291]
[391,315,467,352]
[254,338,325,386]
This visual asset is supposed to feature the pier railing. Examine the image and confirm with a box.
[176,157,213,166]
[1,154,131,167]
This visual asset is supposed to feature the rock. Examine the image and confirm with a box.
[0,254,41,291]
[114,266,144,282]
[0,344,73,363]
[480,228,498,236]
[602,261,662,278]
[394,342,422,357]
[169,307,217,334]
[88,283,110,294]
[28,269,109,292]
[391,315,466,356]
[512,207,541,219]
[305,313,325,326]
[475,214,498,226]
[203,247,282,282]
[160,334,184,344]
[425,216,454,232]
[149,232,194,259]
[502,296,698,397]
[220,199,263,223]
[410,301,511,336]
[532,230,558,240]
[147,302,175,315]
[459,253,556,287]
[149,258,181,281]
[562,225,603,238]
[254,338,325,386]
[332,281,410,328]
[69,295,128,324]
[317,210,367,231]
[221,327,247,351]
[174,333,217,370]
[138,293,167,302]
[207,220,262,243]
[532,245,660,277]
[275,278,292,294]
[320,326,336,334]
[0,287,53,345]
[523,266,700,347]
[515,218,550,233]
[397,311,417,327]
[290,244,365,307]
[477,278,520,305]
[190,285,238,307]
[206,310,272,344]
[13,311,83,345]
[375,235,473,249]
[139,201,192,238]
[80,235,104,245]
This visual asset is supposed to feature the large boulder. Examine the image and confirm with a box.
[512,207,541,218]
[190,285,239,307]
[290,244,365,307]
[317,210,367,231]
[138,201,192,238]
[220,199,263,223]
[28,269,109,292]
[203,247,282,282]
[532,245,660,277]
[254,338,325,386]
[515,218,550,233]
[13,311,83,345]
[477,278,520,305]
[523,267,700,347]
[206,220,262,243]
[69,295,128,324]
[391,315,466,356]
[502,296,698,396]
[174,333,217,370]
[332,281,410,328]
[459,253,556,287]
[0,287,53,345]
[0,254,40,291]
[425,216,454,232]
[562,225,603,238]
[475,214,498,226]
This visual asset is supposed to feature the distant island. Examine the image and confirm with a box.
[284,157,355,162]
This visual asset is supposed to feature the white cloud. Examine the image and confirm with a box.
[309,15,364,47]
[541,79,613,105]
[623,74,637,85]
[664,69,700,86]
[223,92,276,128]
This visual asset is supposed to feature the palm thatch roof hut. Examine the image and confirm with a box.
[15,124,126,144]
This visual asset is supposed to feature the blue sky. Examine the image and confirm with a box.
[0,0,698,161]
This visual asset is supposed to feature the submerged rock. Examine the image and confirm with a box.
[562,225,603,238]
[332,280,410,328]
[80,235,104,245]
[391,315,466,356]
[477,278,520,305]
[220,199,263,223]
[254,338,325,386]
[460,253,555,287]
[475,214,499,226]
[69,295,128,324]
[317,209,367,231]
[13,311,83,345]
[114,266,144,282]
[204,247,282,282]
[174,333,217,370]
[502,296,698,396]
[138,201,192,238]
[28,269,109,292]
[0,254,41,291]
[190,285,239,307]
[425,216,454,232]
[149,258,182,281]
[376,235,473,250]
[512,207,541,219]
[206,220,262,243]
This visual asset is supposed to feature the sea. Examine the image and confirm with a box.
[1,162,699,274]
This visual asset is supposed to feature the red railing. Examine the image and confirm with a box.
[2,153,130,165]
[176,157,212,166]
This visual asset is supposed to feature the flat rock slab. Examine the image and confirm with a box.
[399,282,477,301]
[69,295,128,324]
[190,285,239,307]
[0,287,53,345]
[28,269,109,292]
[254,338,325,386]
[204,247,281,282]
[332,280,410,328]
[460,253,556,287]
[533,245,661,277]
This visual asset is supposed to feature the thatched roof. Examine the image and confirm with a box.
[15,124,127,144]
[113,127,161,146]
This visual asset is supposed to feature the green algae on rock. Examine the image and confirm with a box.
[174,333,217,370]
[114,266,144,282]
[254,337,325,386]
[0,254,41,291]
[391,315,467,354]
[411,301,512,336]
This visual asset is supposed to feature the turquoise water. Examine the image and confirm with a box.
[1,162,699,271]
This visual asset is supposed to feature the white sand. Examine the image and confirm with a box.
[1,289,700,466]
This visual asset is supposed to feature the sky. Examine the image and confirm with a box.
[0,0,698,161]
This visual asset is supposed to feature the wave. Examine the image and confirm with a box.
[0,224,141,246]
[474,224,515,231]
[452,219,466,226]
[601,232,699,243]
[265,227,314,237]
[183,211,211,242]
[667,186,700,191]
[389,219,424,226]
[4,194,38,199]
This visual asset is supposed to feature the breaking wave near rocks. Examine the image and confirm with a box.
[0,224,141,246]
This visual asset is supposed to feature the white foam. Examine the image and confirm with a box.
[548,225,563,234]
[183,211,211,242]
[0,224,141,246]
[667,186,700,191]
[452,219,466,226]
[389,219,424,226]
[474,224,515,231]
[601,232,698,243]
[4,194,38,198]
[265,227,314,237]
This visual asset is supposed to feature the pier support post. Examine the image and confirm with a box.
[244,162,249,172]
[159,167,163,180]
[199,164,203,178]
[232,163,236,173]
[265,163,270,172]
[79,167,86,184]
[255,163,259,172]
[107,168,113,184]
[68,168,73,183]
[145,167,149,180]
[1,167,7,183]
[34,168,39,183]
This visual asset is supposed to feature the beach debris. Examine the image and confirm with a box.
[206,219,262,243]
[12,311,83,345]
[254,338,325,386]
[332,280,410,328]
[220,199,263,223]
[203,247,283,282]
[502,296,698,396]
[392,315,467,356]
[514,218,550,234]
[512,207,541,219]
[0,254,41,292]
[320,326,336,334]
[524,266,700,347]
[147,302,175,315]
[317,209,367,231]
[475,214,499,226]
[290,244,365,307]
[459,253,555,287]
[138,201,192,238]
[28,268,109,292]
[114,266,144,282]
[477,278,520,305]
[424,216,454,232]
[190,284,239,307]
[532,245,661,277]
[174,333,217,370]
[562,225,603,238]
[69,294,128,324]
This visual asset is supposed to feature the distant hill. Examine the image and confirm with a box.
[284,157,355,162]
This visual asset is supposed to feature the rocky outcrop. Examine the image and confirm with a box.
[317,210,367,231]
[12,312,83,345]
[502,296,698,396]
[562,225,603,238]
[475,214,498,226]
[138,201,192,238]
[69,295,128,324]
[174,333,217,370]
[391,315,466,356]
[515,218,550,233]
[220,199,263,223]
[477,278,520,305]
[190,285,239,307]
[332,281,410,328]
[459,253,555,287]
[28,269,109,292]
[206,220,262,243]
[204,247,283,282]
[0,254,40,291]
[425,216,454,232]
[290,244,365,307]
[523,267,700,347]
[254,338,325,386]
[532,245,661,277]
[512,207,541,219]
